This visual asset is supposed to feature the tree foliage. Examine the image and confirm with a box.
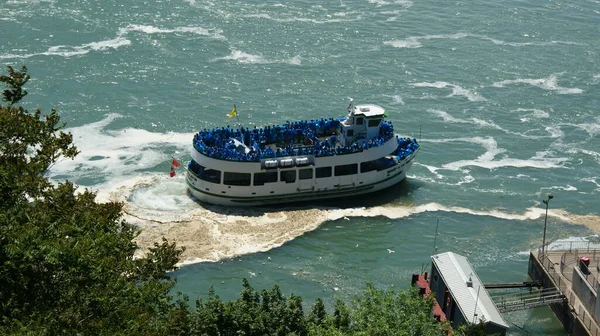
[0,65,184,335]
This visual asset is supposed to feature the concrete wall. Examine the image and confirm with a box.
[594,282,600,324]
[572,267,597,319]
[528,253,576,334]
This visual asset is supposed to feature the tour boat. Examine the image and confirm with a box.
[186,101,420,206]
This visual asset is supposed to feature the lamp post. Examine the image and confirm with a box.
[541,194,554,257]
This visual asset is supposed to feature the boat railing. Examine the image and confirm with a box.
[192,120,412,162]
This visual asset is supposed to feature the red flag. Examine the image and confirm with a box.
[170,165,176,177]
[172,159,181,167]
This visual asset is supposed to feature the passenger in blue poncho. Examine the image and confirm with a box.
[329,134,338,149]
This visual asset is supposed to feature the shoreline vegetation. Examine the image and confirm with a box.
[2,65,492,335]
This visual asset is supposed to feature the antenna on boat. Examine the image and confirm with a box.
[346,97,354,111]
[422,219,440,275]
[419,125,422,143]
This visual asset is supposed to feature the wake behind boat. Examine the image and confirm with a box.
[186,101,419,206]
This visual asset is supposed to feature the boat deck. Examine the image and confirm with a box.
[193,118,404,162]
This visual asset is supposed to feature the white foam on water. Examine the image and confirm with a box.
[568,122,600,138]
[514,108,550,122]
[64,173,600,265]
[384,33,582,50]
[385,32,470,49]
[385,94,405,105]
[485,36,583,47]
[580,177,600,192]
[367,0,413,8]
[384,38,422,49]
[425,137,569,171]
[0,36,131,59]
[427,109,507,134]
[49,113,193,193]
[411,81,486,101]
[544,125,564,139]
[213,49,302,65]
[492,73,583,95]
[122,24,224,39]
[6,0,55,4]
[0,23,223,60]
[242,12,360,24]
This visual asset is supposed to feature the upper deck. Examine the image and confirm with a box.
[192,104,409,163]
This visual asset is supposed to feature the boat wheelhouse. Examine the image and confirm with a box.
[186,102,419,206]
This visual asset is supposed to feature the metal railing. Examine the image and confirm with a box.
[539,251,569,293]
[495,288,564,313]
[537,247,600,335]
[577,297,600,336]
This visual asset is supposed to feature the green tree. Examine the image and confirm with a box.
[349,283,446,336]
[0,65,185,335]
[454,321,494,336]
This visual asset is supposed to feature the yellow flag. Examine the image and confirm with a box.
[228,105,237,118]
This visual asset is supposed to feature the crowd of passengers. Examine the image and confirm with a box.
[192,117,418,162]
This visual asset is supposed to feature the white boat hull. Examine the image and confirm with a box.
[185,135,417,206]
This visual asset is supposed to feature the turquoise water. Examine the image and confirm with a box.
[3,0,599,334]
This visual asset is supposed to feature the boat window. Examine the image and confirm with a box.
[299,168,313,180]
[280,170,296,183]
[191,160,221,184]
[315,167,332,178]
[189,159,202,175]
[347,129,354,137]
[368,119,381,127]
[224,172,251,186]
[376,157,396,171]
[254,171,278,186]
[335,163,358,176]
[360,159,378,173]
[356,118,364,125]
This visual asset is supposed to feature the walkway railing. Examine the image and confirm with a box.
[495,288,564,313]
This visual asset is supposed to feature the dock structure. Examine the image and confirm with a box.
[413,252,510,335]
[529,243,600,335]
[413,241,600,335]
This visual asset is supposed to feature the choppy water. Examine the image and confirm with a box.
[3,0,600,334]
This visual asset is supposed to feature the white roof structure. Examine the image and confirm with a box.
[432,252,509,329]
[352,104,386,118]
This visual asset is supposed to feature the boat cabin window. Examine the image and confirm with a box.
[356,117,363,125]
[347,129,354,137]
[190,160,221,184]
[280,170,296,183]
[224,172,251,186]
[335,163,358,176]
[189,159,202,175]
[376,157,396,171]
[368,119,381,127]
[360,160,378,173]
[299,168,313,180]
[254,171,278,186]
[315,167,332,178]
